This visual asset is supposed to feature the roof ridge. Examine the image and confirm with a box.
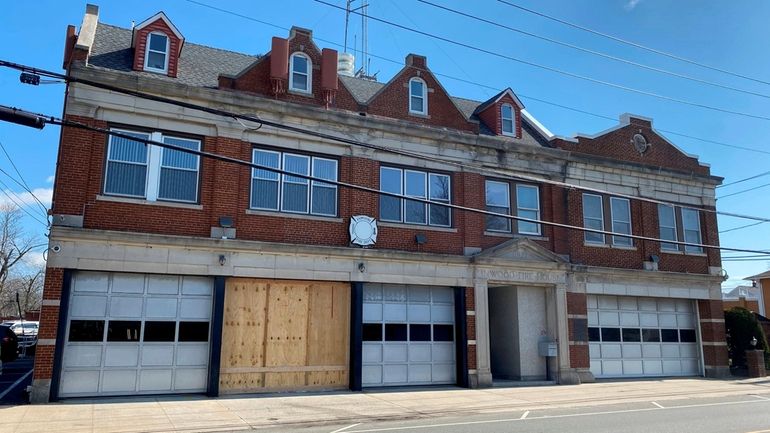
[98,22,260,59]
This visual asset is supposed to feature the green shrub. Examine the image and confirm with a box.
[724,307,769,368]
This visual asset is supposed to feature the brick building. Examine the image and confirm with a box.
[31,4,729,402]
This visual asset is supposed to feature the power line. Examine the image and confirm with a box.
[7,60,770,227]
[0,140,50,217]
[718,182,770,200]
[495,0,770,87]
[417,0,770,101]
[719,220,767,234]
[315,0,770,123]
[11,109,767,257]
[182,0,770,158]
[0,177,48,227]
[718,170,770,189]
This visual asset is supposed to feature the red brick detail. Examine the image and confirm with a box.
[467,344,477,370]
[747,350,766,377]
[567,292,587,316]
[699,321,727,343]
[33,345,55,380]
[569,344,589,369]
[465,287,475,311]
[698,299,726,321]
[466,314,476,341]
[552,117,709,176]
[132,18,182,77]
[33,268,66,381]
[702,344,729,367]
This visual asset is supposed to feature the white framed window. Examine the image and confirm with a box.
[104,129,200,203]
[250,149,337,217]
[409,78,427,115]
[658,204,678,251]
[289,52,312,93]
[516,184,541,235]
[144,32,169,73]
[610,197,632,246]
[379,167,451,227]
[681,208,703,253]
[582,193,605,244]
[485,180,511,233]
[501,104,515,136]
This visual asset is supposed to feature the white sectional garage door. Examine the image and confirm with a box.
[362,284,455,386]
[588,295,701,378]
[59,272,213,397]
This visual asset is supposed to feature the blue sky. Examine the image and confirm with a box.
[2,0,769,287]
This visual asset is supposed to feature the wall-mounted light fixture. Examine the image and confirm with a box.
[219,255,226,266]
[358,262,366,273]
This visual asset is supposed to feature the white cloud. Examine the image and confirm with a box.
[46,175,55,184]
[22,250,47,269]
[624,0,641,10]
[0,187,53,209]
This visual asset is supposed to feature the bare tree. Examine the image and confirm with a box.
[0,205,43,317]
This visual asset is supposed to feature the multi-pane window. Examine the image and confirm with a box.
[289,52,311,93]
[104,129,200,203]
[409,78,427,115]
[610,197,632,246]
[501,104,515,136]
[583,194,635,247]
[582,194,605,244]
[251,149,337,216]
[658,204,678,251]
[380,167,450,227]
[144,32,169,73]
[484,180,541,235]
[657,204,704,254]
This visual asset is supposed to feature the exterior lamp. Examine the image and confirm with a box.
[750,336,758,348]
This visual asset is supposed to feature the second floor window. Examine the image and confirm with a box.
[485,180,541,235]
[380,167,450,227]
[409,78,427,115]
[658,204,703,253]
[104,129,200,203]
[582,193,632,246]
[501,104,515,136]
[144,32,169,73]
[251,149,337,216]
[289,53,311,93]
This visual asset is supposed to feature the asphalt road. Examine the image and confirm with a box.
[0,355,33,405]
[264,394,770,433]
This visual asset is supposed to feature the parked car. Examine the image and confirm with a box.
[9,322,38,353]
[0,325,19,363]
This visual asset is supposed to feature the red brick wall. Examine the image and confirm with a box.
[567,292,589,369]
[553,117,709,176]
[33,268,65,381]
[466,287,476,370]
[132,19,182,77]
[475,94,522,138]
[698,299,730,371]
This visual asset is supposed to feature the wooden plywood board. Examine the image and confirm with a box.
[219,279,350,394]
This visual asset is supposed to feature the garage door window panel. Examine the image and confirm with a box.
[143,321,177,342]
[385,324,408,341]
[107,321,141,342]
[363,323,383,341]
[178,321,209,342]
[69,320,105,342]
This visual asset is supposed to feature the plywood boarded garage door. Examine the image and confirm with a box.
[219,279,350,393]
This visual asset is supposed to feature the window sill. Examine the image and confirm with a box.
[484,231,548,241]
[96,195,203,210]
[408,111,431,119]
[287,89,314,98]
[379,221,457,233]
[662,250,707,257]
[245,209,343,223]
[583,242,637,251]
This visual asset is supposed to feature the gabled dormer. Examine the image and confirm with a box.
[365,54,478,133]
[474,88,524,139]
[131,12,184,77]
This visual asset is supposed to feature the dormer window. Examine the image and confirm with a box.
[144,32,169,73]
[289,52,311,93]
[501,104,515,136]
[409,78,427,115]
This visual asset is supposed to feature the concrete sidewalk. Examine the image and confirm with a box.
[2,378,770,433]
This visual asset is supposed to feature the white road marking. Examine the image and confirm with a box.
[331,423,362,433]
[651,401,664,408]
[0,370,31,400]
[345,397,770,432]
[520,411,530,420]
[751,394,770,401]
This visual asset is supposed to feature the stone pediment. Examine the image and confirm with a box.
[473,238,566,263]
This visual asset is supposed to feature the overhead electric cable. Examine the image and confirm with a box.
[4,60,770,226]
[496,0,770,87]
[4,106,766,256]
[718,182,770,200]
[314,0,770,122]
[418,0,770,100]
[0,140,50,216]
[718,170,770,189]
[181,0,770,157]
